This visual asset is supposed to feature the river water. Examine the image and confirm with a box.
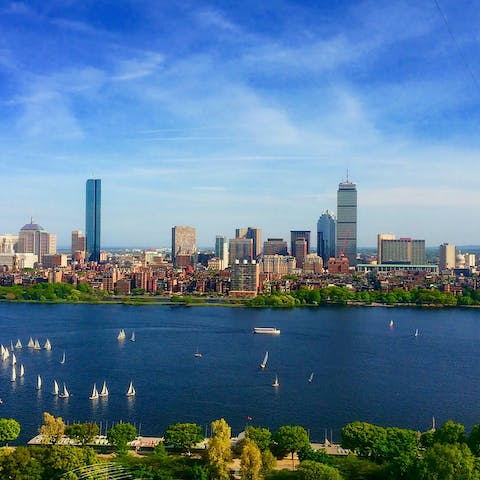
[0,303,479,443]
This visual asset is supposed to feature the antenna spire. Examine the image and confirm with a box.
[346,169,349,182]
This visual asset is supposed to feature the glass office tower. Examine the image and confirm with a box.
[85,179,101,262]
[336,180,357,266]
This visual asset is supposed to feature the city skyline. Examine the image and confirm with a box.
[1,1,480,247]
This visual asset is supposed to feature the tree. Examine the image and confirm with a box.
[206,419,232,480]
[261,449,277,477]
[383,426,419,476]
[153,440,168,459]
[298,444,330,464]
[164,423,204,454]
[240,438,263,480]
[468,424,480,456]
[434,420,467,445]
[418,443,477,480]
[0,418,20,446]
[41,445,97,478]
[0,445,44,479]
[107,423,137,455]
[39,412,65,445]
[273,425,309,464]
[245,426,272,451]
[65,422,99,446]
[298,460,343,480]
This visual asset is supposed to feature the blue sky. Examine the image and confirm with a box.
[1,0,479,248]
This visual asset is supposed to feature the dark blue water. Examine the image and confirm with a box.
[0,303,479,443]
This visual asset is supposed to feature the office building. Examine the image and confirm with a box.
[171,226,196,265]
[303,253,323,274]
[317,211,336,263]
[236,227,262,259]
[464,253,476,268]
[439,243,456,271]
[17,218,56,263]
[380,238,426,265]
[263,238,288,256]
[0,234,18,254]
[85,179,101,262]
[230,259,259,296]
[215,235,229,270]
[229,238,253,264]
[294,238,308,268]
[262,255,296,274]
[71,230,86,258]
[377,233,396,263]
[290,230,310,257]
[336,179,357,266]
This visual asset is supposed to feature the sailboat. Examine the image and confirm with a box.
[9,340,14,352]
[308,372,314,383]
[260,351,268,369]
[44,339,52,350]
[34,338,41,350]
[194,347,202,358]
[126,381,136,396]
[27,337,34,348]
[52,380,59,396]
[389,320,394,328]
[89,383,99,400]
[117,329,126,340]
[272,375,279,387]
[12,352,16,365]
[59,383,69,398]
[15,339,22,349]
[99,381,109,397]
[60,352,66,364]
[19,364,25,377]
[130,331,135,342]
[36,375,42,390]
[415,328,419,337]
[10,365,16,382]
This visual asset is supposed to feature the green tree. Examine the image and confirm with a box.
[153,440,168,459]
[468,424,480,456]
[0,418,20,446]
[298,460,343,480]
[0,446,44,479]
[261,449,277,477]
[418,442,477,480]
[341,421,383,459]
[65,422,99,446]
[245,426,272,451]
[42,445,97,478]
[39,412,65,445]
[273,425,309,464]
[164,422,204,454]
[383,426,419,476]
[206,418,232,480]
[107,423,137,455]
[434,420,467,445]
[240,438,263,480]
[298,444,330,464]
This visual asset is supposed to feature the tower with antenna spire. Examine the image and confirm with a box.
[336,175,357,266]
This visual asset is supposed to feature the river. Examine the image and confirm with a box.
[0,303,479,443]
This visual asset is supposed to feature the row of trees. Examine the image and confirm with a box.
[0,282,103,302]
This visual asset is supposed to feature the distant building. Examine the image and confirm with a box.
[0,253,37,270]
[263,238,288,256]
[439,243,456,271]
[317,211,336,263]
[303,254,323,274]
[380,238,426,265]
[262,255,296,274]
[0,234,18,254]
[85,179,101,262]
[230,259,259,296]
[236,227,262,258]
[290,230,311,257]
[43,254,68,268]
[327,257,349,274]
[229,238,253,264]
[336,179,357,266]
[464,253,476,268]
[171,226,196,266]
[294,238,308,268]
[71,230,86,258]
[17,218,56,263]
[377,233,395,263]
[215,235,229,270]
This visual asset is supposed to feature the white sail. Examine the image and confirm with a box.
[36,374,42,390]
[130,331,135,342]
[34,338,41,350]
[59,383,69,398]
[126,381,136,396]
[10,365,16,382]
[194,347,202,357]
[27,337,34,348]
[99,381,109,397]
[0,345,4,356]
[12,352,16,365]
[415,328,419,337]
[15,339,22,349]
[117,329,126,340]
[89,383,99,400]
[260,351,268,369]
[10,340,14,352]
[60,352,66,364]
[308,372,314,383]
[389,320,394,328]
[272,375,279,387]
[52,380,59,395]
[19,364,25,377]
[44,339,52,350]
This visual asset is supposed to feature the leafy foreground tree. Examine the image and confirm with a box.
[206,418,232,480]
[164,422,204,455]
[433,420,467,445]
[273,425,309,465]
[298,460,343,480]
[261,449,277,477]
[0,418,20,446]
[107,422,137,455]
[39,412,65,445]
[65,422,99,446]
[245,426,273,452]
[240,438,263,480]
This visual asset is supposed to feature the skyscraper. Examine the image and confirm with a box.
[17,218,56,263]
[336,179,357,266]
[85,179,101,262]
[171,226,196,265]
[317,211,336,263]
[236,227,262,259]
[439,243,456,271]
[215,235,229,270]
[290,231,310,258]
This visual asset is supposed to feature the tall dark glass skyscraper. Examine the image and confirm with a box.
[85,179,101,262]
[336,179,357,266]
[317,210,336,263]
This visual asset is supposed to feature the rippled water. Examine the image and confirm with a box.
[0,303,479,443]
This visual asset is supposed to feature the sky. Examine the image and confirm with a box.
[1,0,480,248]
